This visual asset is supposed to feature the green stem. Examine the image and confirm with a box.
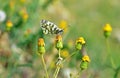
[74,72,80,78]
[53,66,61,78]
[63,52,77,63]
[41,54,49,78]
[74,61,82,78]
[58,49,61,58]
[106,38,116,69]
[53,49,62,78]
[53,67,58,77]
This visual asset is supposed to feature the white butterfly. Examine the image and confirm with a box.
[40,19,63,34]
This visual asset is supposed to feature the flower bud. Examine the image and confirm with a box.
[103,24,112,38]
[38,46,45,55]
[55,35,63,49]
[75,43,82,50]
[80,55,90,70]
[80,61,88,70]
[37,38,45,55]
[75,37,85,50]
[38,38,45,47]
[56,41,63,49]
[104,31,111,38]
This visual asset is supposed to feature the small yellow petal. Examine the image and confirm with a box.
[38,38,45,46]
[76,37,85,45]
[56,35,62,41]
[82,55,90,62]
[103,24,112,32]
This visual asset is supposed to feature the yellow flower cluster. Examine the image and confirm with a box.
[82,55,90,62]
[76,37,85,45]
[6,20,13,28]
[103,24,112,32]
[38,38,45,46]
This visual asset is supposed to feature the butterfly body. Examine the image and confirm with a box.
[40,19,63,34]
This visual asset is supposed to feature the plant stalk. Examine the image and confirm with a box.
[106,38,116,69]
[41,54,49,78]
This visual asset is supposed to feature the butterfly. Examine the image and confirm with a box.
[40,19,63,35]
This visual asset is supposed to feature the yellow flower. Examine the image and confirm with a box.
[38,38,45,46]
[6,20,13,28]
[59,20,68,33]
[61,50,69,58]
[103,24,112,38]
[103,24,112,32]
[76,37,85,45]
[82,55,90,62]
[75,37,85,50]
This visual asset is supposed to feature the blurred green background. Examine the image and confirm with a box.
[0,0,120,78]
